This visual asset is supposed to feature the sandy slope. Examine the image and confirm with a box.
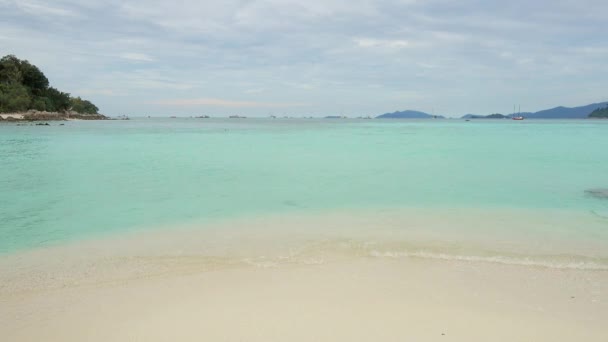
[1,255,606,341]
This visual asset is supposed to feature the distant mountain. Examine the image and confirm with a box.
[458,102,608,119]
[462,113,510,119]
[589,106,608,118]
[524,102,608,119]
[378,101,608,120]
[376,110,444,119]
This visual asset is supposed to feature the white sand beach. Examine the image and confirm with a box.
[1,256,606,341]
[1,210,606,341]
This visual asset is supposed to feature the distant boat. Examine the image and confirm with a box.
[512,105,524,120]
[170,116,177,118]
[229,115,246,119]
[195,115,210,118]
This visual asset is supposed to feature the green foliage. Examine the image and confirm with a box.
[0,54,99,114]
[486,113,508,119]
[44,87,71,112]
[588,106,608,118]
[20,61,49,96]
[0,55,23,85]
[0,83,30,112]
[70,96,99,114]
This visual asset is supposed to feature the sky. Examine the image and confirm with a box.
[1,0,607,117]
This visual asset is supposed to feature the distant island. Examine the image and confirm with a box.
[588,106,608,118]
[0,54,106,121]
[375,101,608,119]
[461,113,510,119]
[376,110,445,119]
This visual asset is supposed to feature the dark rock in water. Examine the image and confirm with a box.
[585,188,608,199]
[282,200,299,207]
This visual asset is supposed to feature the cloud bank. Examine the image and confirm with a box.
[1,0,606,116]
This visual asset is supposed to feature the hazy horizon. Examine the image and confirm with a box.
[1,0,607,117]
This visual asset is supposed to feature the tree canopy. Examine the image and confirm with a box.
[0,54,98,114]
[588,106,608,118]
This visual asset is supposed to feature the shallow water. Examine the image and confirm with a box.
[1,118,607,257]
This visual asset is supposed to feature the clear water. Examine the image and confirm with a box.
[1,118,607,255]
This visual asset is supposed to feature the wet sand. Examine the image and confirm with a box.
[1,209,607,341]
[1,256,606,341]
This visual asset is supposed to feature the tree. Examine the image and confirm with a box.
[0,83,30,112]
[70,96,99,114]
[589,106,608,118]
[0,55,23,85]
[44,87,71,112]
[0,54,99,114]
[20,60,49,96]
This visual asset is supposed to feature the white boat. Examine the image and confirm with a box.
[512,105,524,120]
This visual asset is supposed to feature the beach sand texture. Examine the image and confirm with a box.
[1,211,606,342]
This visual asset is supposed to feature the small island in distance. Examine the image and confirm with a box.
[376,101,608,119]
[0,55,107,121]
[588,106,608,118]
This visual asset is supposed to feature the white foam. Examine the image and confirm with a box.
[369,250,608,270]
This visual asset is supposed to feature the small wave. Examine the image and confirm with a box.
[369,250,608,270]
[591,210,608,219]
[242,255,326,268]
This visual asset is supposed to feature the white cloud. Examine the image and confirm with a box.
[15,0,78,17]
[119,53,155,62]
[79,88,126,96]
[1,0,606,117]
[355,38,411,49]
[151,98,308,108]
[244,88,266,94]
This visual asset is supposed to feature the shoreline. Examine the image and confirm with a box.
[1,209,607,340]
[3,206,607,265]
[0,111,108,121]
[1,252,606,341]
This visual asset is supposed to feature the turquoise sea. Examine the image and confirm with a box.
[1,118,608,264]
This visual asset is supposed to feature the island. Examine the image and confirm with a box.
[0,54,107,121]
[588,106,608,118]
[376,110,444,119]
[461,113,510,119]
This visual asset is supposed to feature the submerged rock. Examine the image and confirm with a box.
[585,188,608,199]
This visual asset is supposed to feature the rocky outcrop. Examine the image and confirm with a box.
[1,110,108,121]
[585,188,608,199]
[65,113,108,120]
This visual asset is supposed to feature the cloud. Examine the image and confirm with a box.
[14,1,78,17]
[151,98,308,108]
[119,53,155,62]
[355,38,411,49]
[244,88,266,94]
[79,88,126,96]
[1,0,607,116]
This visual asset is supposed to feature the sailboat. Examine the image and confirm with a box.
[512,105,524,120]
